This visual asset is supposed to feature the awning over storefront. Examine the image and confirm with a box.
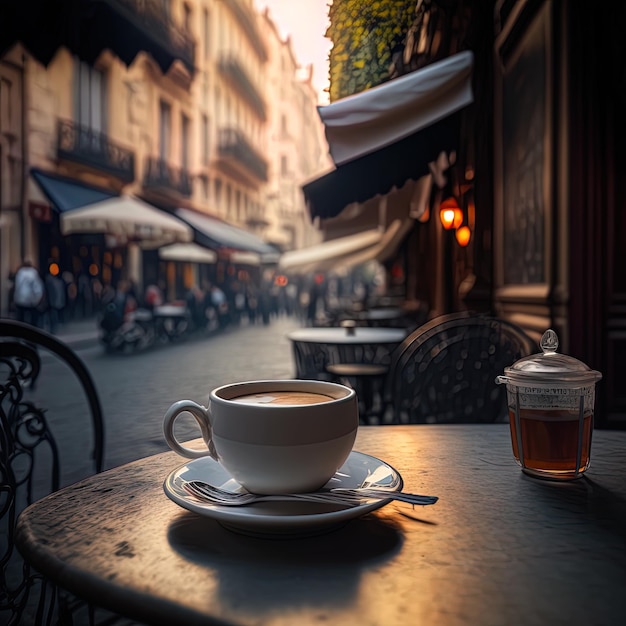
[303,51,473,220]
[334,219,414,271]
[158,243,217,264]
[60,196,193,246]
[320,175,431,239]
[278,228,387,275]
[0,0,195,75]
[31,168,192,247]
[31,169,116,212]
[175,208,280,264]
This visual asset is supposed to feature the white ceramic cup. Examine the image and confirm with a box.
[163,379,359,494]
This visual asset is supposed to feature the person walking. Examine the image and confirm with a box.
[44,265,67,333]
[12,259,45,327]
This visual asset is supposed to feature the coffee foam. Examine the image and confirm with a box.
[230,391,334,406]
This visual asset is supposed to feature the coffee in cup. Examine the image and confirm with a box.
[230,390,334,405]
[163,380,359,494]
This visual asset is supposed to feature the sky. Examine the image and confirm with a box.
[255,0,332,104]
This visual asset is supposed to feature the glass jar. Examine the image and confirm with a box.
[496,329,602,480]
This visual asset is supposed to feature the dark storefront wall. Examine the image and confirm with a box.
[565,2,626,428]
[37,216,127,315]
[492,0,625,428]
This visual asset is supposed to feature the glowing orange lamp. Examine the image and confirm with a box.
[439,197,463,230]
[455,225,471,247]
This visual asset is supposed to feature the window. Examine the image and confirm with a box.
[0,77,13,131]
[215,87,221,127]
[203,9,210,60]
[159,100,171,160]
[215,179,222,207]
[73,58,106,132]
[201,114,209,165]
[181,113,190,171]
[280,114,287,136]
[281,155,288,176]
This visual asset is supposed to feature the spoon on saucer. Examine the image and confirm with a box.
[183,480,438,507]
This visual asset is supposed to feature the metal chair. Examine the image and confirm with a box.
[0,319,122,625]
[386,312,537,424]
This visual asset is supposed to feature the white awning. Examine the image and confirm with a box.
[278,228,385,275]
[230,251,261,266]
[303,52,473,220]
[319,51,473,166]
[334,219,414,271]
[158,243,217,264]
[61,195,192,246]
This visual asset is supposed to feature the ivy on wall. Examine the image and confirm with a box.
[326,0,416,102]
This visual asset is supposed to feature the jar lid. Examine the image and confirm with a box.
[500,329,602,388]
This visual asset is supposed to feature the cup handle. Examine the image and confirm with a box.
[163,400,218,460]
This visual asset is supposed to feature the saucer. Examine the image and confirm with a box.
[163,450,403,537]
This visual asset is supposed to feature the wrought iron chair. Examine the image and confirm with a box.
[386,312,537,424]
[0,319,122,625]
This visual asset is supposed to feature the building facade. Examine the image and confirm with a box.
[262,9,328,252]
[0,0,327,315]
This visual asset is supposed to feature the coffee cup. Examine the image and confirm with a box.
[163,379,359,494]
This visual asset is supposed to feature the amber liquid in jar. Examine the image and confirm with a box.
[508,408,593,477]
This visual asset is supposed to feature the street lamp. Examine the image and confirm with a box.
[439,197,463,230]
[455,225,471,247]
[439,195,464,313]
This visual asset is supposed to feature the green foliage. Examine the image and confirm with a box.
[326,0,416,102]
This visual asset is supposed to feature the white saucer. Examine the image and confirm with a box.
[163,450,403,537]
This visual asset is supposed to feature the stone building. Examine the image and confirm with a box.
[0,0,326,313]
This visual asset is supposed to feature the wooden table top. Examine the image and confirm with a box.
[287,326,407,344]
[15,425,626,626]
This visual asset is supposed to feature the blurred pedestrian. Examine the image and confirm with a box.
[185,284,207,331]
[144,283,164,310]
[12,259,45,327]
[210,283,229,329]
[44,264,67,333]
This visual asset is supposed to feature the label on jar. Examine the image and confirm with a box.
[506,384,595,411]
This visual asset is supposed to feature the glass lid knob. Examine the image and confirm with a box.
[540,329,559,354]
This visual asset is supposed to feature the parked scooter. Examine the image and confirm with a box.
[99,302,155,353]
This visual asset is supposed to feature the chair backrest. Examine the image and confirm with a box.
[387,312,537,424]
[0,319,104,624]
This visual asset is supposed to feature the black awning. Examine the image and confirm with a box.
[175,208,281,264]
[31,168,116,212]
[303,114,461,220]
[0,0,194,75]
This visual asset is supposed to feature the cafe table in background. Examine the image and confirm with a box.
[287,326,407,379]
[15,425,626,626]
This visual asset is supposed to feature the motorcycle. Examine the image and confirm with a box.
[99,302,155,353]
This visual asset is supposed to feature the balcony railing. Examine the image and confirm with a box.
[218,55,267,121]
[106,0,195,73]
[218,128,268,183]
[143,156,192,197]
[57,119,135,183]
[221,0,267,62]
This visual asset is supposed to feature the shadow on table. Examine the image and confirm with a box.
[168,511,403,613]
[523,473,626,540]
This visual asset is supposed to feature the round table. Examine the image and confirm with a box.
[287,327,408,421]
[287,327,407,345]
[355,307,405,323]
[14,426,626,626]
